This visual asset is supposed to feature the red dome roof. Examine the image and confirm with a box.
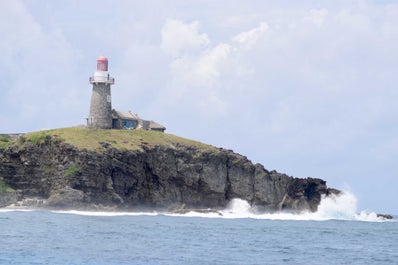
[97,55,108,61]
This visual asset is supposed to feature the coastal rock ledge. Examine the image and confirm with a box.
[0,128,339,212]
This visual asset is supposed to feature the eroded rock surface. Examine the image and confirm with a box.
[0,135,339,211]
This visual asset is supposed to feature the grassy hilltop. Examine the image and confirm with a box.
[1,127,216,152]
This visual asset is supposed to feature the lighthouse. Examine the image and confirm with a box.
[87,56,115,129]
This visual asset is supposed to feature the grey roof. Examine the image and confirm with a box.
[113,110,139,120]
[149,120,166,130]
[112,109,166,131]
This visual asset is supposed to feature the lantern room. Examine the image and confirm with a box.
[89,55,114,85]
[97,55,108,71]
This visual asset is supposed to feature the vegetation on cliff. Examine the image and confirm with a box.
[0,136,11,149]
[0,179,15,194]
[22,127,217,153]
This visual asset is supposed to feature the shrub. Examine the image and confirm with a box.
[27,133,47,144]
[65,163,80,177]
[0,179,15,194]
[0,136,11,148]
[0,136,9,143]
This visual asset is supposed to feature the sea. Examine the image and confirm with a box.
[0,192,397,265]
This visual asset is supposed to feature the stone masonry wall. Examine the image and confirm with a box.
[87,83,112,129]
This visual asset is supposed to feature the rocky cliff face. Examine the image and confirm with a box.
[0,133,339,212]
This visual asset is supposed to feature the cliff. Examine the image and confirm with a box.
[0,127,339,212]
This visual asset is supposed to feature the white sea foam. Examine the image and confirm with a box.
[0,192,390,222]
[310,192,382,222]
[171,192,388,222]
[0,209,33,213]
[53,210,158,217]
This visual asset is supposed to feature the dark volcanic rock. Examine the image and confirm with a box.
[0,191,19,208]
[376,213,393,220]
[0,135,338,211]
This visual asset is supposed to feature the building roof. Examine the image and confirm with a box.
[113,110,139,120]
[112,109,166,131]
[148,120,166,130]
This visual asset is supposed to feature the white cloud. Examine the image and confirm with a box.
[161,19,210,57]
[196,44,231,82]
[233,22,269,47]
[157,19,273,121]
[169,43,232,87]
[163,20,271,89]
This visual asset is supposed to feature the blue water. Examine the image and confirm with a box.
[0,210,397,265]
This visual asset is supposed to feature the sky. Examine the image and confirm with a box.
[1,0,397,214]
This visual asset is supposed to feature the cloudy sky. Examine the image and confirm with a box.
[1,0,397,213]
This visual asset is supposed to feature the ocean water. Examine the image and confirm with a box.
[0,193,397,265]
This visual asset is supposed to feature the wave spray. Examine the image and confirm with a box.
[8,192,386,222]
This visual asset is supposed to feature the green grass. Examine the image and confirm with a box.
[65,163,80,176]
[26,132,47,144]
[24,127,217,152]
[0,135,11,148]
[0,136,9,143]
[0,179,15,194]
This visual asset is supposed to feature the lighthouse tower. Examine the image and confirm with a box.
[87,56,115,129]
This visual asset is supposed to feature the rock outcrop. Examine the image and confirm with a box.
[0,131,339,212]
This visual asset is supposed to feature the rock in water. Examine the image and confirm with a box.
[0,128,339,211]
[376,214,393,220]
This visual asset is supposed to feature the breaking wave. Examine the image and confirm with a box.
[0,192,391,222]
[213,192,384,222]
[49,192,389,222]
